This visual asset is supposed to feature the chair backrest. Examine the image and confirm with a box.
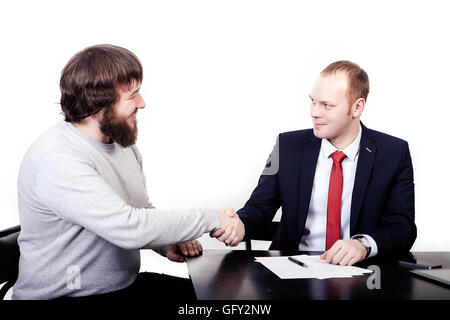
[0,225,21,284]
[245,221,279,251]
[0,225,21,238]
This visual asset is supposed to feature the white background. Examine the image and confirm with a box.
[1,0,449,276]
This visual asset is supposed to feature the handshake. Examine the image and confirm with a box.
[211,207,245,247]
[167,207,245,263]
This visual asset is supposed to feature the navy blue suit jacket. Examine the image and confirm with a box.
[237,123,416,257]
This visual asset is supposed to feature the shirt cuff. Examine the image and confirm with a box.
[351,234,378,258]
[206,208,220,233]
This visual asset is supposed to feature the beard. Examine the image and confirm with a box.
[99,107,138,148]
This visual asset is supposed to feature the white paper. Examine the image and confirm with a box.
[254,255,373,279]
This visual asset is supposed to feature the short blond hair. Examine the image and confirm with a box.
[321,60,369,106]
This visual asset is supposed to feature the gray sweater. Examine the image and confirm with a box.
[12,120,219,300]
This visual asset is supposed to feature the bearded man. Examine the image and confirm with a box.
[12,44,244,300]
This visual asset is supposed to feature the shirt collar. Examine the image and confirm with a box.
[321,124,362,161]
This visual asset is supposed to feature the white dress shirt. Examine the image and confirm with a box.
[298,125,378,258]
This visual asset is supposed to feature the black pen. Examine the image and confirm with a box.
[398,260,442,270]
[288,256,308,268]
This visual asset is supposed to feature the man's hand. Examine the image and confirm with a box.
[210,207,245,247]
[167,240,202,262]
[320,239,367,266]
[210,207,236,238]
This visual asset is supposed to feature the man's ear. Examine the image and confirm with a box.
[352,98,365,119]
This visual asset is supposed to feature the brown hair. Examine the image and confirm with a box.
[60,44,143,122]
[321,60,369,106]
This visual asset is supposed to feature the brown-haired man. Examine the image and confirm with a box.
[237,60,416,266]
[12,44,244,300]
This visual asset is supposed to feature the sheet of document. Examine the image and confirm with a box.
[254,255,373,279]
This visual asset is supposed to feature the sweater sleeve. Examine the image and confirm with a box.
[35,149,219,250]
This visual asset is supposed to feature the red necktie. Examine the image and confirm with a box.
[326,151,347,250]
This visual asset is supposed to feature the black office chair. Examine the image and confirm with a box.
[245,221,279,251]
[0,225,20,299]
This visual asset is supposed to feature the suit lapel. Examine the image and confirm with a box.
[350,124,376,234]
[297,134,321,238]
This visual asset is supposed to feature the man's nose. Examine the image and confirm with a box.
[310,102,321,118]
[137,94,146,109]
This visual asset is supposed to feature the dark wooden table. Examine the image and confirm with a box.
[186,250,450,300]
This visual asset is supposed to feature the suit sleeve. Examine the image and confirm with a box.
[237,136,281,240]
[369,142,417,256]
